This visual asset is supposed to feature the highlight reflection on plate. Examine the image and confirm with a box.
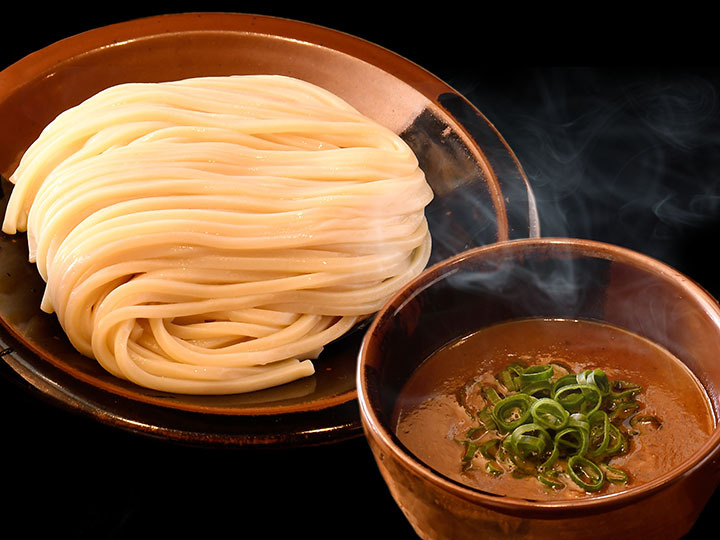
[0,13,539,446]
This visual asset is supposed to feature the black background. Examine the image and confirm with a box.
[2,5,719,539]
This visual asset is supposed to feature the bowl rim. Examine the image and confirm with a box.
[357,236,720,515]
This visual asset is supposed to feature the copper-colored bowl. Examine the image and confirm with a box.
[357,237,720,539]
[0,13,539,446]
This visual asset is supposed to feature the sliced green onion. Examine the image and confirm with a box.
[491,394,536,432]
[567,455,605,492]
[591,369,611,395]
[531,397,570,430]
[483,386,503,405]
[479,439,501,460]
[576,369,592,386]
[609,400,640,420]
[476,408,497,431]
[630,415,663,430]
[577,368,611,395]
[456,361,651,494]
[462,442,478,462]
[549,361,573,376]
[554,383,603,415]
[552,374,578,397]
[498,363,526,391]
[553,383,589,412]
[588,410,610,456]
[605,423,627,455]
[507,423,552,458]
[579,385,603,415]
[508,452,539,476]
[603,464,629,484]
[521,380,553,398]
[555,426,589,456]
[465,427,486,441]
[538,471,565,490]
[611,380,642,399]
[568,413,589,431]
[486,461,504,476]
[539,441,560,472]
[519,364,554,386]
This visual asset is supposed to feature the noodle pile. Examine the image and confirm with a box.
[2,75,433,395]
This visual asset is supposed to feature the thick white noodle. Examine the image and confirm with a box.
[2,74,433,395]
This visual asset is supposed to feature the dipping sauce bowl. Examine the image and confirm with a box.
[357,237,720,540]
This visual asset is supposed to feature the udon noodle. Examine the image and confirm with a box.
[2,74,433,395]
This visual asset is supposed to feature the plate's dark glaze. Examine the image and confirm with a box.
[0,12,538,446]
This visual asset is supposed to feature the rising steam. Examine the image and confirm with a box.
[448,66,720,295]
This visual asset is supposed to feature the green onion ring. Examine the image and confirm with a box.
[479,439,501,460]
[539,441,560,472]
[605,424,626,455]
[609,400,640,420]
[579,385,603,415]
[507,423,552,458]
[568,413,589,431]
[603,464,629,484]
[630,415,663,430]
[553,383,589,412]
[555,426,589,456]
[588,410,610,456]
[476,408,497,431]
[567,455,605,491]
[486,461,503,476]
[462,442,478,462]
[576,369,592,386]
[508,453,539,476]
[531,398,570,430]
[483,386,503,405]
[520,364,554,386]
[465,427,486,441]
[522,380,553,398]
[577,368,611,395]
[538,472,565,490]
[492,394,536,432]
[590,369,610,395]
[549,361,573,375]
[611,380,642,399]
[498,363,525,391]
[554,383,603,415]
[551,374,578,397]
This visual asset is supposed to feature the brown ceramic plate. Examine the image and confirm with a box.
[0,12,539,446]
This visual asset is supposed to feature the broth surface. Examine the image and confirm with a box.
[393,318,715,500]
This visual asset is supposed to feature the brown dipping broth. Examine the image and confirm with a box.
[393,318,715,501]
